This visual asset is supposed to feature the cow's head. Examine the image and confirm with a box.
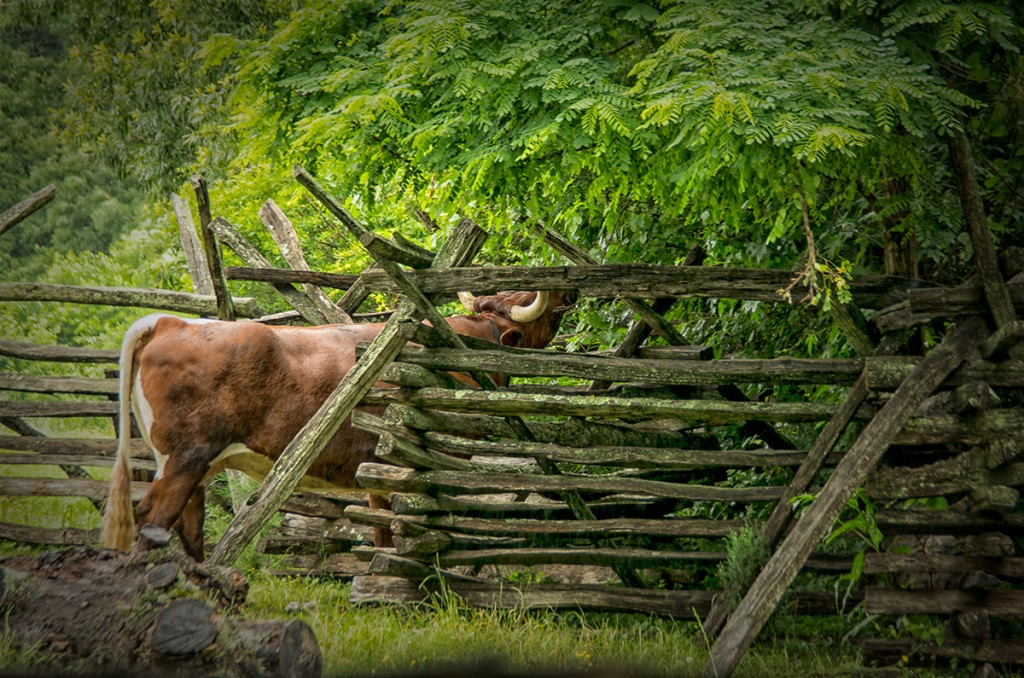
[457,289,577,349]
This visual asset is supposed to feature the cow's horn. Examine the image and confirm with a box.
[509,290,550,323]
[458,291,478,313]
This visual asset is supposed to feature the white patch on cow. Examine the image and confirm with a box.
[151,450,169,480]
[204,443,360,494]
[132,367,168,479]
[209,442,256,468]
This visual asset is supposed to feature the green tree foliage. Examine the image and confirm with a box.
[11,0,1023,357]
[42,0,298,194]
[204,0,1018,282]
[0,10,145,280]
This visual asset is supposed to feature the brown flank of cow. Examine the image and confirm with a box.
[100,290,575,561]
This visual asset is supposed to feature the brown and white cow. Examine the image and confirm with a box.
[100,290,574,561]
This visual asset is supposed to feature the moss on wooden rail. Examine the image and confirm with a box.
[893,408,1024,445]
[865,588,1024,617]
[864,554,1024,578]
[0,339,118,364]
[416,430,810,469]
[356,462,785,502]
[361,387,840,423]
[345,505,741,539]
[390,346,862,386]
[0,372,117,396]
[352,410,808,470]
[230,263,917,309]
[0,401,118,418]
[864,356,1024,390]
[349,575,716,617]
[0,282,262,317]
[386,492,684,521]
[427,546,727,569]
[0,436,150,457]
[0,477,148,501]
[0,452,156,471]
[385,406,718,449]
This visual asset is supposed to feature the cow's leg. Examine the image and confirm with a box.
[173,485,206,561]
[134,459,206,557]
[367,493,394,547]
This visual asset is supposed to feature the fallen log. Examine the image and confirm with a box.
[0,540,322,677]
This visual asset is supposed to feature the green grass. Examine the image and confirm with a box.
[236,573,861,677]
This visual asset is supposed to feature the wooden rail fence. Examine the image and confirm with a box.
[1,175,1022,676]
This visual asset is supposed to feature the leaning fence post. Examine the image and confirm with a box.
[0,184,56,237]
[170,193,214,296]
[948,128,1016,331]
[703,316,989,678]
[209,216,332,325]
[259,199,353,324]
[191,175,234,321]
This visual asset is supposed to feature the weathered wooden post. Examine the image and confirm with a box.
[191,175,235,321]
[259,199,353,324]
[170,192,215,296]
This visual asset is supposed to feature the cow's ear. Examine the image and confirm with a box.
[499,328,523,347]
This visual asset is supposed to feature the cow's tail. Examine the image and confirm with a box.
[100,315,161,551]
